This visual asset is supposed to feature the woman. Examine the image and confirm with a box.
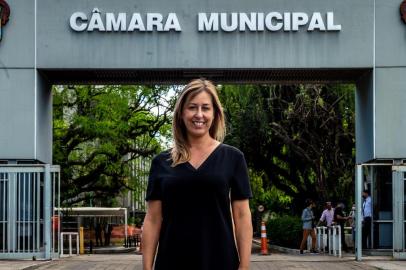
[299,199,317,254]
[142,79,253,270]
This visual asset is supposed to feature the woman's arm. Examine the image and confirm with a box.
[232,199,252,270]
[142,200,163,270]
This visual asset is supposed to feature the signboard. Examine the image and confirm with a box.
[69,9,342,33]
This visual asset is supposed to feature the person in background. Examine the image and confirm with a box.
[299,199,317,254]
[317,201,334,227]
[349,204,356,252]
[317,201,335,252]
[362,190,372,249]
[106,223,113,246]
[95,220,102,247]
[333,202,349,252]
[104,222,109,246]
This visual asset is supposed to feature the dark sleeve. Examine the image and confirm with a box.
[230,151,253,201]
[145,156,162,201]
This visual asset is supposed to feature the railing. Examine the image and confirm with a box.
[316,226,328,252]
[0,165,60,259]
[60,232,79,257]
[328,225,342,257]
[314,226,342,257]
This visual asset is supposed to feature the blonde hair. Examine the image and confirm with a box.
[171,79,226,166]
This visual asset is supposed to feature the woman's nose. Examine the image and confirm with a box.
[195,107,203,117]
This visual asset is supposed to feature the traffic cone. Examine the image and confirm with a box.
[260,221,269,255]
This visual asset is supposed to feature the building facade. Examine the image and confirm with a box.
[1,0,406,259]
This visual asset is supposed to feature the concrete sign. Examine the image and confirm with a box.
[198,12,341,32]
[69,10,341,33]
[70,9,182,32]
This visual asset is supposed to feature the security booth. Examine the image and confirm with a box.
[356,163,406,259]
[1,0,406,261]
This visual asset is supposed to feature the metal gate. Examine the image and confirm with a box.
[0,165,60,259]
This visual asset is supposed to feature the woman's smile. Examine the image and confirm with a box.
[182,91,214,138]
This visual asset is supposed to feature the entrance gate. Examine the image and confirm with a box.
[0,165,60,259]
[2,0,406,261]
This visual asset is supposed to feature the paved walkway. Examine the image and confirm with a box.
[1,253,406,270]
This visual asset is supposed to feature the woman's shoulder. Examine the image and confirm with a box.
[152,150,172,164]
[219,143,245,157]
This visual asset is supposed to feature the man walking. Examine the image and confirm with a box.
[362,190,372,249]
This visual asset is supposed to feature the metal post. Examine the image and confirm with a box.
[36,172,40,252]
[392,166,405,259]
[60,234,64,256]
[58,171,61,256]
[328,227,332,255]
[370,166,375,249]
[355,165,363,261]
[69,234,72,256]
[124,208,128,247]
[76,234,80,255]
[8,172,16,253]
[52,173,55,256]
[79,227,84,254]
[44,164,51,259]
[338,226,342,258]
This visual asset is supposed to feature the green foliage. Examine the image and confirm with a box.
[53,85,177,206]
[267,216,302,248]
[219,84,356,214]
[249,170,292,214]
[128,216,143,226]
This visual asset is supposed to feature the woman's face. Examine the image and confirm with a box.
[182,91,215,140]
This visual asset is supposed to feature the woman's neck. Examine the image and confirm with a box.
[187,135,217,150]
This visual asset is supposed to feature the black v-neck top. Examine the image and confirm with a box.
[146,143,252,270]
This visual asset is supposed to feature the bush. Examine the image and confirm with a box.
[266,216,302,249]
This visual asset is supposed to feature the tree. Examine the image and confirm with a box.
[53,85,177,206]
[219,84,355,214]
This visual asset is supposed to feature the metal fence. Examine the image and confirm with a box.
[0,165,60,259]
